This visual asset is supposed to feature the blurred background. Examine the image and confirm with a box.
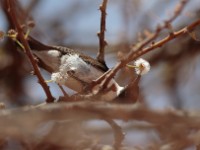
[0,0,200,149]
[0,0,200,109]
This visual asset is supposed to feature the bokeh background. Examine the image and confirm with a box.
[1,0,200,109]
[0,1,200,148]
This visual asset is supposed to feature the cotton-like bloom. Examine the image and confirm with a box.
[134,58,150,75]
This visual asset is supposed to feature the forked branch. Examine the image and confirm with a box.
[5,0,55,103]
[99,0,192,89]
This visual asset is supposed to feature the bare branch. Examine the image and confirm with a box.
[58,85,69,97]
[97,0,191,90]
[103,118,124,149]
[5,0,55,103]
[97,0,108,66]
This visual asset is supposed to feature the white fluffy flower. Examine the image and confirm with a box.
[134,58,150,75]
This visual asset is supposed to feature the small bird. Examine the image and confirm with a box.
[26,36,124,101]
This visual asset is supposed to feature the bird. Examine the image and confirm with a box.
[26,36,124,101]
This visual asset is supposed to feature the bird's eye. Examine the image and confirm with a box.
[67,70,75,75]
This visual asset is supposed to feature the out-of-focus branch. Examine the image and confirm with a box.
[0,102,200,129]
[165,0,188,25]
[0,102,200,149]
[5,0,55,103]
[103,118,124,149]
[97,0,108,66]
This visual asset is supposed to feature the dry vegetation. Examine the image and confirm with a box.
[0,0,200,149]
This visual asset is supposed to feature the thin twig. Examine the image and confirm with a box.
[58,85,69,97]
[6,0,54,103]
[97,0,108,66]
[97,0,190,89]
[101,19,200,90]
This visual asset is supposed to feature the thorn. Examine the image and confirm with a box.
[126,64,137,68]
[0,102,5,109]
[99,5,103,11]
[20,24,26,30]
[0,31,5,40]
[30,71,35,75]
[104,40,107,46]
[27,20,35,28]
[45,80,53,83]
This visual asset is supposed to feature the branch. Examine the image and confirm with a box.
[0,100,200,145]
[0,102,200,129]
[97,0,108,66]
[6,0,54,103]
[0,102,200,148]
[103,118,124,149]
[98,0,191,89]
